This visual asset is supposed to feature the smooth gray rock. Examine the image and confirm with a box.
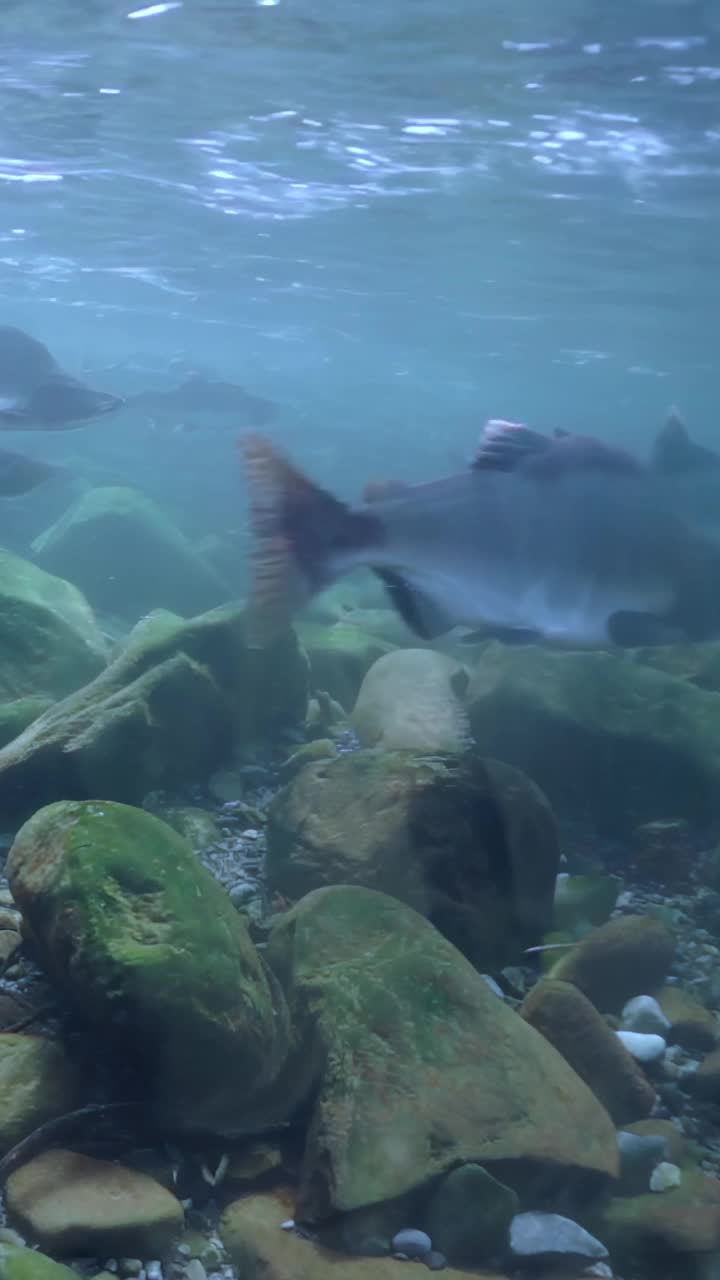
[509,1212,608,1264]
[621,995,671,1037]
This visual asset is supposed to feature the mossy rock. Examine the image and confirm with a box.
[0,604,307,822]
[265,885,618,1224]
[599,1170,720,1276]
[267,750,560,970]
[552,874,622,936]
[0,698,54,750]
[297,621,396,710]
[0,1243,80,1280]
[467,643,720,833]
[0,548,107,703]
[7,801,290,1134]
[547,914,675,1014]
[0,1034,80,1155]
[32,485,230,622]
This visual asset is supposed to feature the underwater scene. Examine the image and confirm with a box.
[1,1,720,1278]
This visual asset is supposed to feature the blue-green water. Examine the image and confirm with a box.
[0,0,718,546]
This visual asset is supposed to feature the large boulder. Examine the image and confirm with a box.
[265,886,618,1225]
[5,1150,184,1257]
[0,605,307,822]
[6,801,290,1134]
[351,649,470,752]
[266,751,559,970]
[467,643,720,832]
[32,485,229,622]
[0,548,106,703]
[547,915,675,1015]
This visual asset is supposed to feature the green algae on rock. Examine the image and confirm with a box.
[6,801,290,1135]
[0,1035,80,1156]
[467,641,720,833]
[265,885,618,1225]
[0,548,107,703]
[0,604,307,821]
[0,1242,82,1280]
[32,484,230,622]
[266,750,559,970]
[5,1149,183,1257]
[552,874,622,937]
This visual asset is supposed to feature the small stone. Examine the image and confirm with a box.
[145,1265,162,1280]
[280,1220,294,1231]
[118,1263,143,1278]
[424,1252,447,1271]
[617,1131,667,1196]
[510,1212,609,1265]
[621,996,671,1037]
[391,1229,432,1259]
[616,1031,666,1063]
[650,1161,683,1192]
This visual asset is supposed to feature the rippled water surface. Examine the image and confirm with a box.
[0,0,718,522]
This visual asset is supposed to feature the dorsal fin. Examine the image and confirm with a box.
[471,420,552,472]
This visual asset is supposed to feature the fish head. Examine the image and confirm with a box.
[25,377,123,427]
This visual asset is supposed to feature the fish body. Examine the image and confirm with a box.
[0,326,122,430]
[242,425,720,650]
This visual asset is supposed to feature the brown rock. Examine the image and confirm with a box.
[686,1048,720,1102]
[548,915,675,1013]
[521,979,656,1125]
[221,1188,504,1280]
[602,1170,720,1270]
[5,1150,184,1256]
[655,985,720,1052]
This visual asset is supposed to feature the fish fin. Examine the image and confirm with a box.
[373,568,454,639]
[652,406,690,473]
[471,420,552,472]
[240,434,380,645]
[607,610,685,647]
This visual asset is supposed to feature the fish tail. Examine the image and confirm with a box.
[240,434,380,645]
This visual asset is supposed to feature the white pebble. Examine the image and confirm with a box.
[616,1030,667,1063]
[650,1162,682,1192]
[621,995,671,1036]
[280,1219,295,1231]
[391,1229,432,1259]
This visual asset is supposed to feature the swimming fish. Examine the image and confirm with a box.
[129,373,275,425]
[0,447,61,497]
[0,326,122,430]
[240,422,720,651]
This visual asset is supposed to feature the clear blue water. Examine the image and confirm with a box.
[0,0,718,555]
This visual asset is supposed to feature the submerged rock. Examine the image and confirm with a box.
[552,874,622,936]
[547,914,675,1014]
[621,995,671,1037]
[0,547,107,703]
[5,1150,183,1257]
[297,620,396,710]
[265,886,618,1225]
[0,604,307,821]
[426,1165,518,1266]
[509,1212,608,1266]
[601,1169,720,1271]
[32,485,229,622]
[6,801,289,1134]
[0,1243,81,1280]
[0,698,54,751]
[655,984,720,1051]
[351,649,470,752]
[520,980,656,1125]
[0,1034,79,1155]
[266,750,559,969]
[467,642,720,832]
[221,1189,487,1280]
